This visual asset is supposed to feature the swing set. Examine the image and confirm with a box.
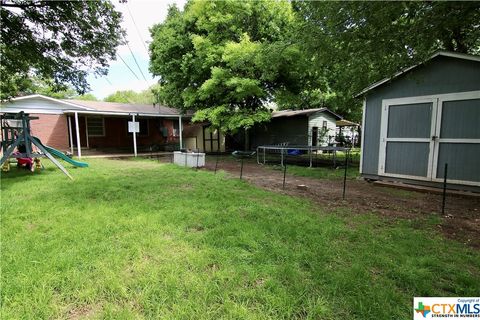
[1,112,88,180]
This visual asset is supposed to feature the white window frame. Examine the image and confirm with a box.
[86,116,105,137]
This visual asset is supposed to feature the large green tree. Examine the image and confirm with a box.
[149,0,310,132]
[18,77,98,100]
[1,0,124,100]
[294,1,480,121]
[104,87,155,104]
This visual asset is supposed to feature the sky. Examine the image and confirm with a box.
[87,0,186,99]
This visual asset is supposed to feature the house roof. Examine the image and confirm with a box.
[1,94,184,117]
[355,50,480,98]
[272,107,343,120]
[63,99,180,116]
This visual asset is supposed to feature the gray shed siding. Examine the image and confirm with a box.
[362,56,480,177]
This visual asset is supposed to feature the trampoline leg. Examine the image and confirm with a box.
[281,150,284,167]
[263,148,266,165]
[309,147,312,168]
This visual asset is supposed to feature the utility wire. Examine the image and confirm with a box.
[117,53,140,80]
[122,34,148,82]
[126,3,149,53]
[105,77,113,86]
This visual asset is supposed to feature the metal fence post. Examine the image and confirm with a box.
[214,152,219,174]
[239,158,244,180]
[342,149,349,200]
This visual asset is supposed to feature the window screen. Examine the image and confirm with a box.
[87,117,105,136]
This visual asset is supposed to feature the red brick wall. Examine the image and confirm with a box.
[29,113,69,151]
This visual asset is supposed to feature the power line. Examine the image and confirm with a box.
[126,3,149,53]
[122,34,148,82]
[117,53,140,80]
[104,77,113,86]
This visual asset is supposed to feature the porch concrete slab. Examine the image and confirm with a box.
[83,152,173,159]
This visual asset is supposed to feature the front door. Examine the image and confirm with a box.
[379,91,480,186]
[312,127,318,146]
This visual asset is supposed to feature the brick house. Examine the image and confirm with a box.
[0,95,187,157]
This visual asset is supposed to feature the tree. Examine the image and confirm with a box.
[293,1,480,121]
[12,76,98,100]
[75,93,98,101]
[149,0,309,132]
[104,88,155,104]
[0,0,124,100]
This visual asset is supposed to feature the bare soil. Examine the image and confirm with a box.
[204,157,480,249]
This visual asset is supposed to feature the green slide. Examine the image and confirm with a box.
[32,137,89,168]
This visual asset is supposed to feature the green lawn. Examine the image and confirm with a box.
[1,159,479,319]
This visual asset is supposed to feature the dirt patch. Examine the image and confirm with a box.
[204,158,480,249]
[66,304,101,320]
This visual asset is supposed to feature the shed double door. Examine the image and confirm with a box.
[379,91,480,186]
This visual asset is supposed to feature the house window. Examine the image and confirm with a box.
[322,120,328,129]
[127,118,149,136]
[87,117,105,137]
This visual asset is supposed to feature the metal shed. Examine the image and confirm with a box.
[357,51,480,191]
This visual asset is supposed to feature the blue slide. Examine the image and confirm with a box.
[32,137,88,168]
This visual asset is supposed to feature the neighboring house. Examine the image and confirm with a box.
[182,122,226,153]
[357,51,480,190]
[0,95,187,157]
[249,108,342,148]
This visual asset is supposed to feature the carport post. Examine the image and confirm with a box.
[68,116,74,154]
[74,112,81,158]
[178,115,183,149]
[132,114,137,157]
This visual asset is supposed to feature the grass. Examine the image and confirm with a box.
[1,158,479,319]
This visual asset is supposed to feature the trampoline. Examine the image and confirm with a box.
[256,145,350,167]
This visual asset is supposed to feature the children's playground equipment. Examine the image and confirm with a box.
[0,112,88,179]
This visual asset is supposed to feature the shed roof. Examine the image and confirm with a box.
[355,51,480,97]
[272,107,342,120]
